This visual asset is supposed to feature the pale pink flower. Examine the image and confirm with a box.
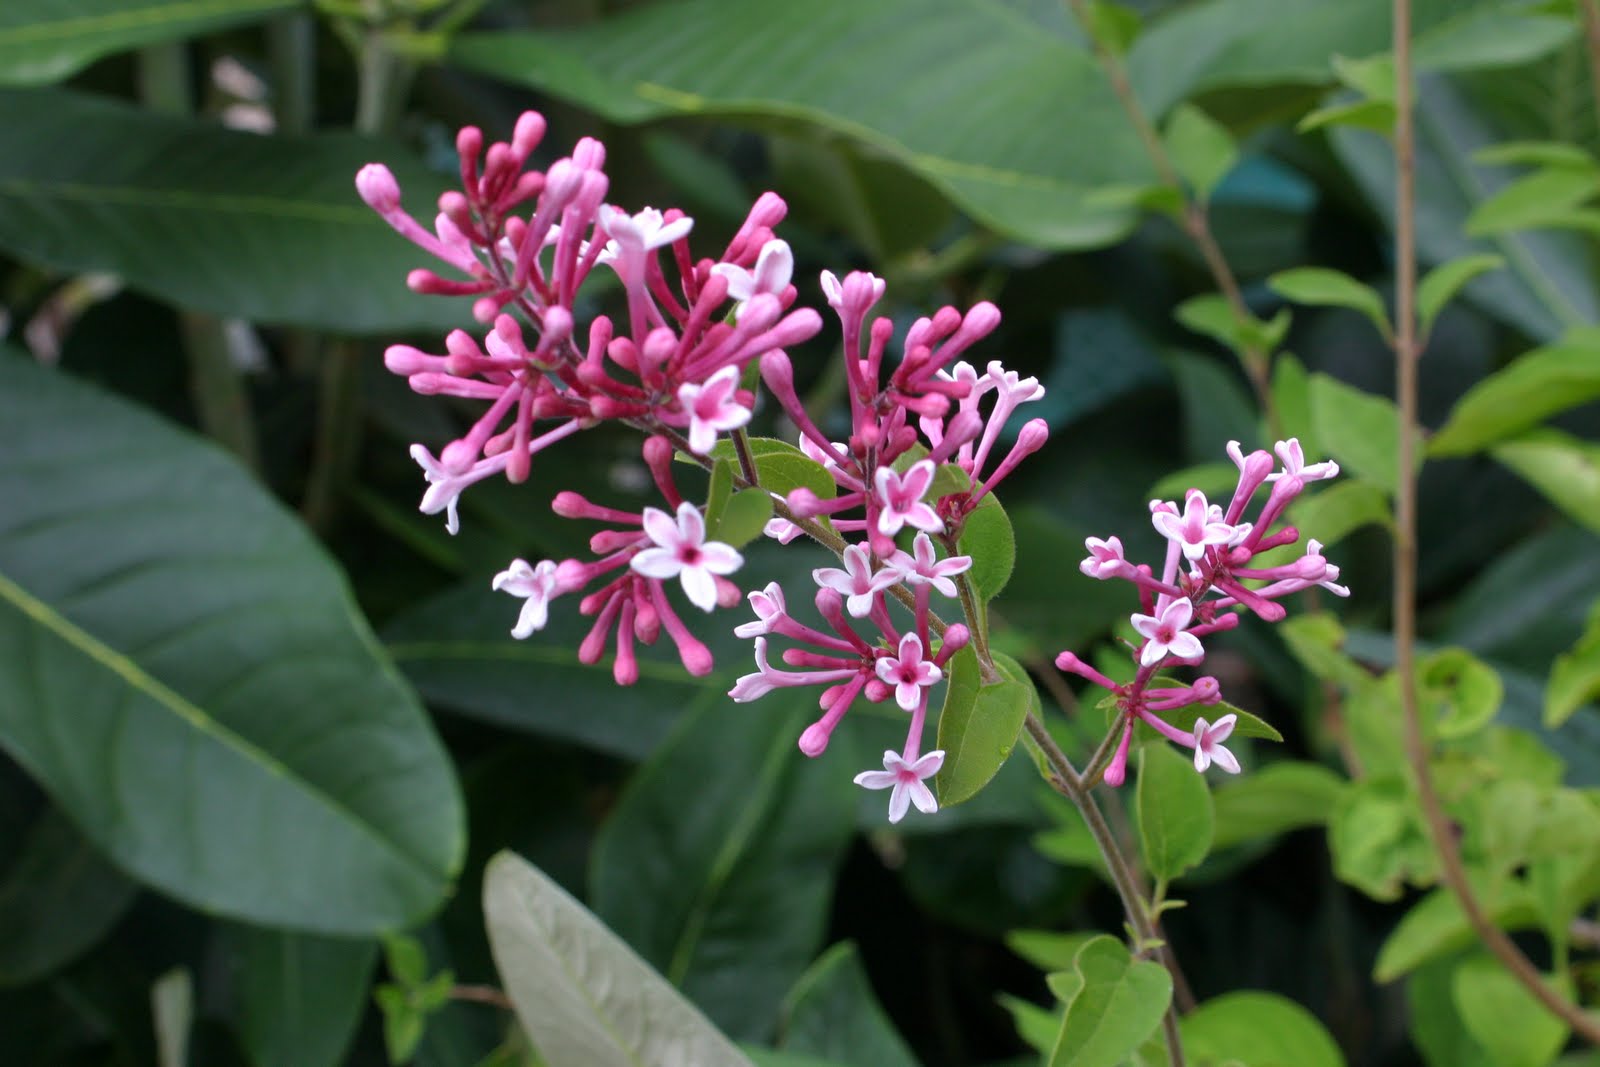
[597,204,693,282]
[1152,489,1246,562]
[492,559,562,638]
[1131,597,1204,667]
[854,749,945,823]
[885,533,971,597]
[630,501,743,612]
[1193,714,1241,774]
[874,632,942,711]
[1270,438,1339,482]
[1080,535,1128,579]
[873,459,942,538]
[813,543,899,617]
[712,238,793,320]
[677,365,752,454]
[734,582,788,638]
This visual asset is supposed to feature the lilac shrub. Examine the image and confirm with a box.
[357,110,1344,827]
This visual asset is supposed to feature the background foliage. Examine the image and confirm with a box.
[3,0,1600,1065]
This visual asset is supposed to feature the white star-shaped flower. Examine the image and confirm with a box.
[854,749,946,823]
[491,559,561,638]
[677,365,752,455]
[630,501,743,612]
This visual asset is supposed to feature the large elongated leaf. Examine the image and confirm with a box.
[0,808,137,985]
[778,942,918,1067]
[0,353,463,932]
[0,1,301,87]
[231,926,378,1067]
[590,693,856,1040]
[449,0,1153,249]
[484,851,754,1067]
[0,88,459,332]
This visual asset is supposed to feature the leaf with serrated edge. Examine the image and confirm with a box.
[484,851,754,1067]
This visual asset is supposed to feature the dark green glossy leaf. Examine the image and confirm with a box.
[484,851,755,1067]
[935,649,1037,807]
[0,808,136,985]
[232,926,377,1067]
[778,942,917,1067]
[0,353,463,932]
[0,0,301,86]
[0,88,459,331]
[591,693,855,1039]
[449,0,1156,249]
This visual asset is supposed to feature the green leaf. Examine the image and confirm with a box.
[233,927,378,1067]
[0,808,137,985]
[591,693,855,1039]
[713,488,773,548]
[705,459,736,535]
[1047,936,1172,1067]
[935,649,1037,807]
[1466,166,1600,236]
[1493,428,1600,534]
[1431,334,1600,456]
[709,437,837,502]
[374,984,425,1066]
[1287,478,1393,548]
[1136,743,1215,882]
[1328,779,1435,901]
[1298,98,1396,136]
[0,354,463,932]
[1175,294,1289,360]
[998,993,1061,1056]
[1410,957,1498,1067]
[778,943,918,1067]
[1412,11,1577,73]
[1309,372,1408,495]
[1147,462,1239,504]
[1328,77,1598,342]
[1084,0,1141,56]
[0,0,300,86]
[1180,991,1345,1067]
[1374,878,1539,982]
[1163,104,1238,201]
[1279,614,1373,691]
[1331,52,1396,102]
[1268,267,1391,339]
[1475,143,1600,170]
[958,493,1015,603]
[1453,954,1570,1067]
[1271,353,1318,453]
[1548,603,1600,727]
[384,934,428,989]
[449,0,1159,250]
[483,851,756,1067]
[1006,930,1102,973]
[1422,647,1502,738]
[0,88,459,331]
[1210,761,1344,851]
[1417,253,1505,337]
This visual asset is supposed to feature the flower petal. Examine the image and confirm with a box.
[629,546,683,579]
[679,566,718,612]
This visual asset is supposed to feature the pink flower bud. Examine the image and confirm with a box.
[355,164,401,212]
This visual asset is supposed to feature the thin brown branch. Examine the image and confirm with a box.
[1391,0,1600,1044]
[1060,0,1276,431]
[449,984,514,1011]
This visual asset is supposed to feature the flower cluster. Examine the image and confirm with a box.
[1058,438,1348,785]
[730,535,974,822]
[359,112,821,672]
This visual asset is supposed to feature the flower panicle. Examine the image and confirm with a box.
[1059,438,1348,786]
